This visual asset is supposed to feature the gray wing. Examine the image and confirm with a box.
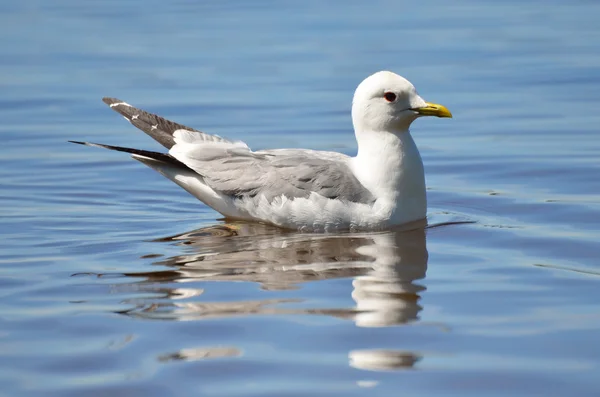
[169,132,374,204]
[103,97,236,150]
[100,99,373,204]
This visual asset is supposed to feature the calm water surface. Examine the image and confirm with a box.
[1,1,600,396]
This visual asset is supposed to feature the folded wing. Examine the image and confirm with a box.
[79,99,374,212]
[169,130,374,204]
[103,97,237,150]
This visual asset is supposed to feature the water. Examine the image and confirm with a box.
[1,1,600,395]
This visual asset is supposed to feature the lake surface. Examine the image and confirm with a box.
[1,1,600,396]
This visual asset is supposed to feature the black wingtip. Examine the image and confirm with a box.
[67,140,187,168]
[102,97,124,106]
[68,140,107,150]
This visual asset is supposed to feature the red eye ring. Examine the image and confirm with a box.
[384,92,396,102]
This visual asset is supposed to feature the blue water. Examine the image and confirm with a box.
[1,1,600,396]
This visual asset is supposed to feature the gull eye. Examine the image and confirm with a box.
[383,92,397,102]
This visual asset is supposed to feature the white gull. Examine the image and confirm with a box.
[71,71,452,232]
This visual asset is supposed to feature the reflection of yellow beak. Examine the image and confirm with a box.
[415,102,453,118]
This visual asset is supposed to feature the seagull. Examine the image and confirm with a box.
[71,71,451,232]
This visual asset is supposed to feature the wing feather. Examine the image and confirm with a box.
[169,131,374,204]
[102,98,236,149]
[94,98,373,205]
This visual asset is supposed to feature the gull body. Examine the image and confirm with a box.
[72,71,451,232]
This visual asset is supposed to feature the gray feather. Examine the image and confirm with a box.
[88,98,374,206]
[172,146,375,204]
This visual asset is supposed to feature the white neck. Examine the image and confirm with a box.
[350,129,426,226]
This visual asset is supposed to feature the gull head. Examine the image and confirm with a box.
[352,71,452,134]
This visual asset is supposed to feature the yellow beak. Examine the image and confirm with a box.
[415,102,452,118]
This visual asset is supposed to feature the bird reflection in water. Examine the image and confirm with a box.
[111,220,428,371]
